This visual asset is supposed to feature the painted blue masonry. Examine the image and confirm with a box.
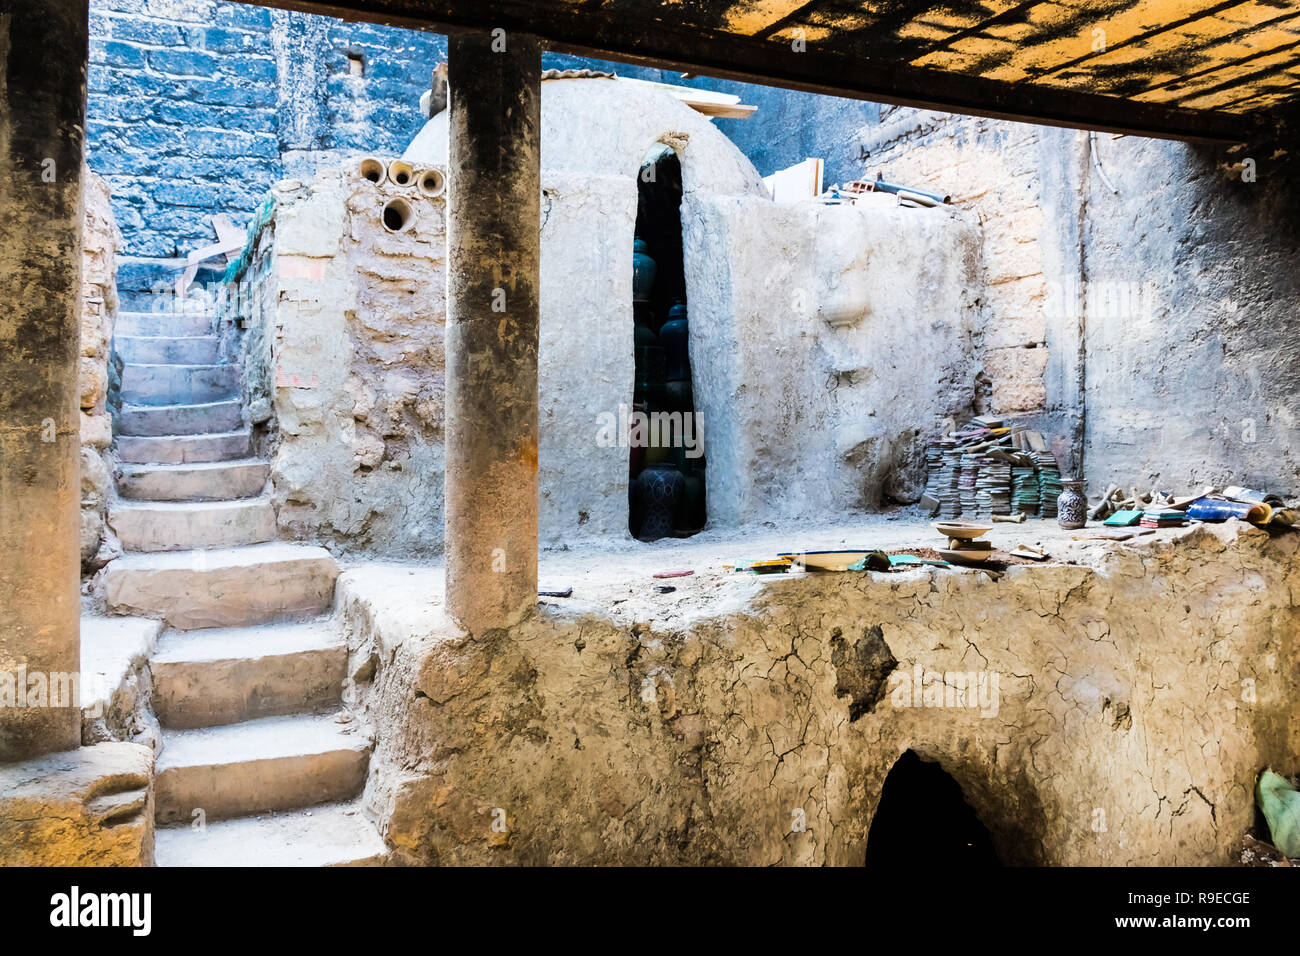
[88,0,448,258]
[86,0,880,260]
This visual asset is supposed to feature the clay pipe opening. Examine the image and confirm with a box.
[388,159,415,188]
[358,157,385,183]
[417,168,445,198]
[382,197,414,233]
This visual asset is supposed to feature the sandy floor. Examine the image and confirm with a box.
[334,509,1245,617]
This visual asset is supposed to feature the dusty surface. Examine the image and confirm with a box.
[80,615,161,750]
[336,517,1298,865]
[0,742,154,866]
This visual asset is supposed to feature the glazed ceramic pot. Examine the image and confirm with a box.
[660,300,690,382]
[633,238,656,303]
[634,317,657,348]
[1057,479,1087,530]
[664,378,693,412]
[676,472,706,533]
[635,463,684,541]
[634,344,665,403]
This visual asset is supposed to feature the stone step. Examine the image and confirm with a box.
[109,496,277,552]
[120,363,239,407]
[117,428,251,465]
[154,802,386,867]
[116,311,214,337]
[151,620,347,729]
[104,542,338,630]
[116,459,269,502]
[154,713,369,824]
[117,399,243,437]
[115,334,220,365]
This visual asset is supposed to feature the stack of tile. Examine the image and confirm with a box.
[1034,451,1062,517]
[959,455,980,516]
[921,444,946,514]
[1139,509,1186,529]
[1011,464,1039,516]
[939,448,963,518]
[974,457,1012,518]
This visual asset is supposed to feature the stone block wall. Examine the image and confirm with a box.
[80,167,121,573]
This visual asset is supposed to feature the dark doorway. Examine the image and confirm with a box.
[864,750,1000,867]
[629,146,705,540]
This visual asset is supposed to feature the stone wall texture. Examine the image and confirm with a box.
[235,165,449,557]
[83,1,679,263]
[0,742,154,866]
[340,522,1298,866]
[80,167,121,572]
[87,0,447,258]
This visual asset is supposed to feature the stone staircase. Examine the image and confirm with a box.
[102,306,385,866]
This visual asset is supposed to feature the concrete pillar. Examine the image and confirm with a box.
[0,1,88,759]
[444,31,541,632]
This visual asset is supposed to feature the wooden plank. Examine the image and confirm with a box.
[246,0,1267,142]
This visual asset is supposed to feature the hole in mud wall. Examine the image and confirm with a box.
[630,145,706,541]
[418,168,445,198]
[864,750,1000,868]
[382,198,414,233]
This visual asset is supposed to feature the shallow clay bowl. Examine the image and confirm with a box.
[932,521,993,540]
[936,547,1003,566]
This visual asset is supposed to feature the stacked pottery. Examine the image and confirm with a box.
[633,304,663,405]
[675,455,707,533]
[633,238,656,304]
[635,463,685,541]
[1057,478,1087,529]
[660,299,692,411]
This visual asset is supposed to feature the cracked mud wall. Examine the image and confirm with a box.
[340,522,1296,865]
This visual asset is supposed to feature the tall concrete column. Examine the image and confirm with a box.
[0,1,88,759]
[444,31,541,632]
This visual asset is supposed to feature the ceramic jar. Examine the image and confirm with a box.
[635,463,684,541]
[1057,479,1087,529]
[660,300,690,383]
[633,238,656,304]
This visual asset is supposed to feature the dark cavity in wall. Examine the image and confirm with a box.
[865,751,1000,868]
[630,147,706,540]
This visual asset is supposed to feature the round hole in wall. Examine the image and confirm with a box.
[359,157,385,183]
[382,198,414,233]
[387,159,415,187]
[417,168,445,198]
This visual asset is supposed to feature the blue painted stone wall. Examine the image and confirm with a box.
[86,0,876,262]
[88,0,449,258]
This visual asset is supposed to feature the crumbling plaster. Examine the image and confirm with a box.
[238,168,448,555]
[340,521,1298,866]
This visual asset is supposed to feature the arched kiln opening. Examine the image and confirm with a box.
[629,145,706,541]
[864,750,1000,867]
